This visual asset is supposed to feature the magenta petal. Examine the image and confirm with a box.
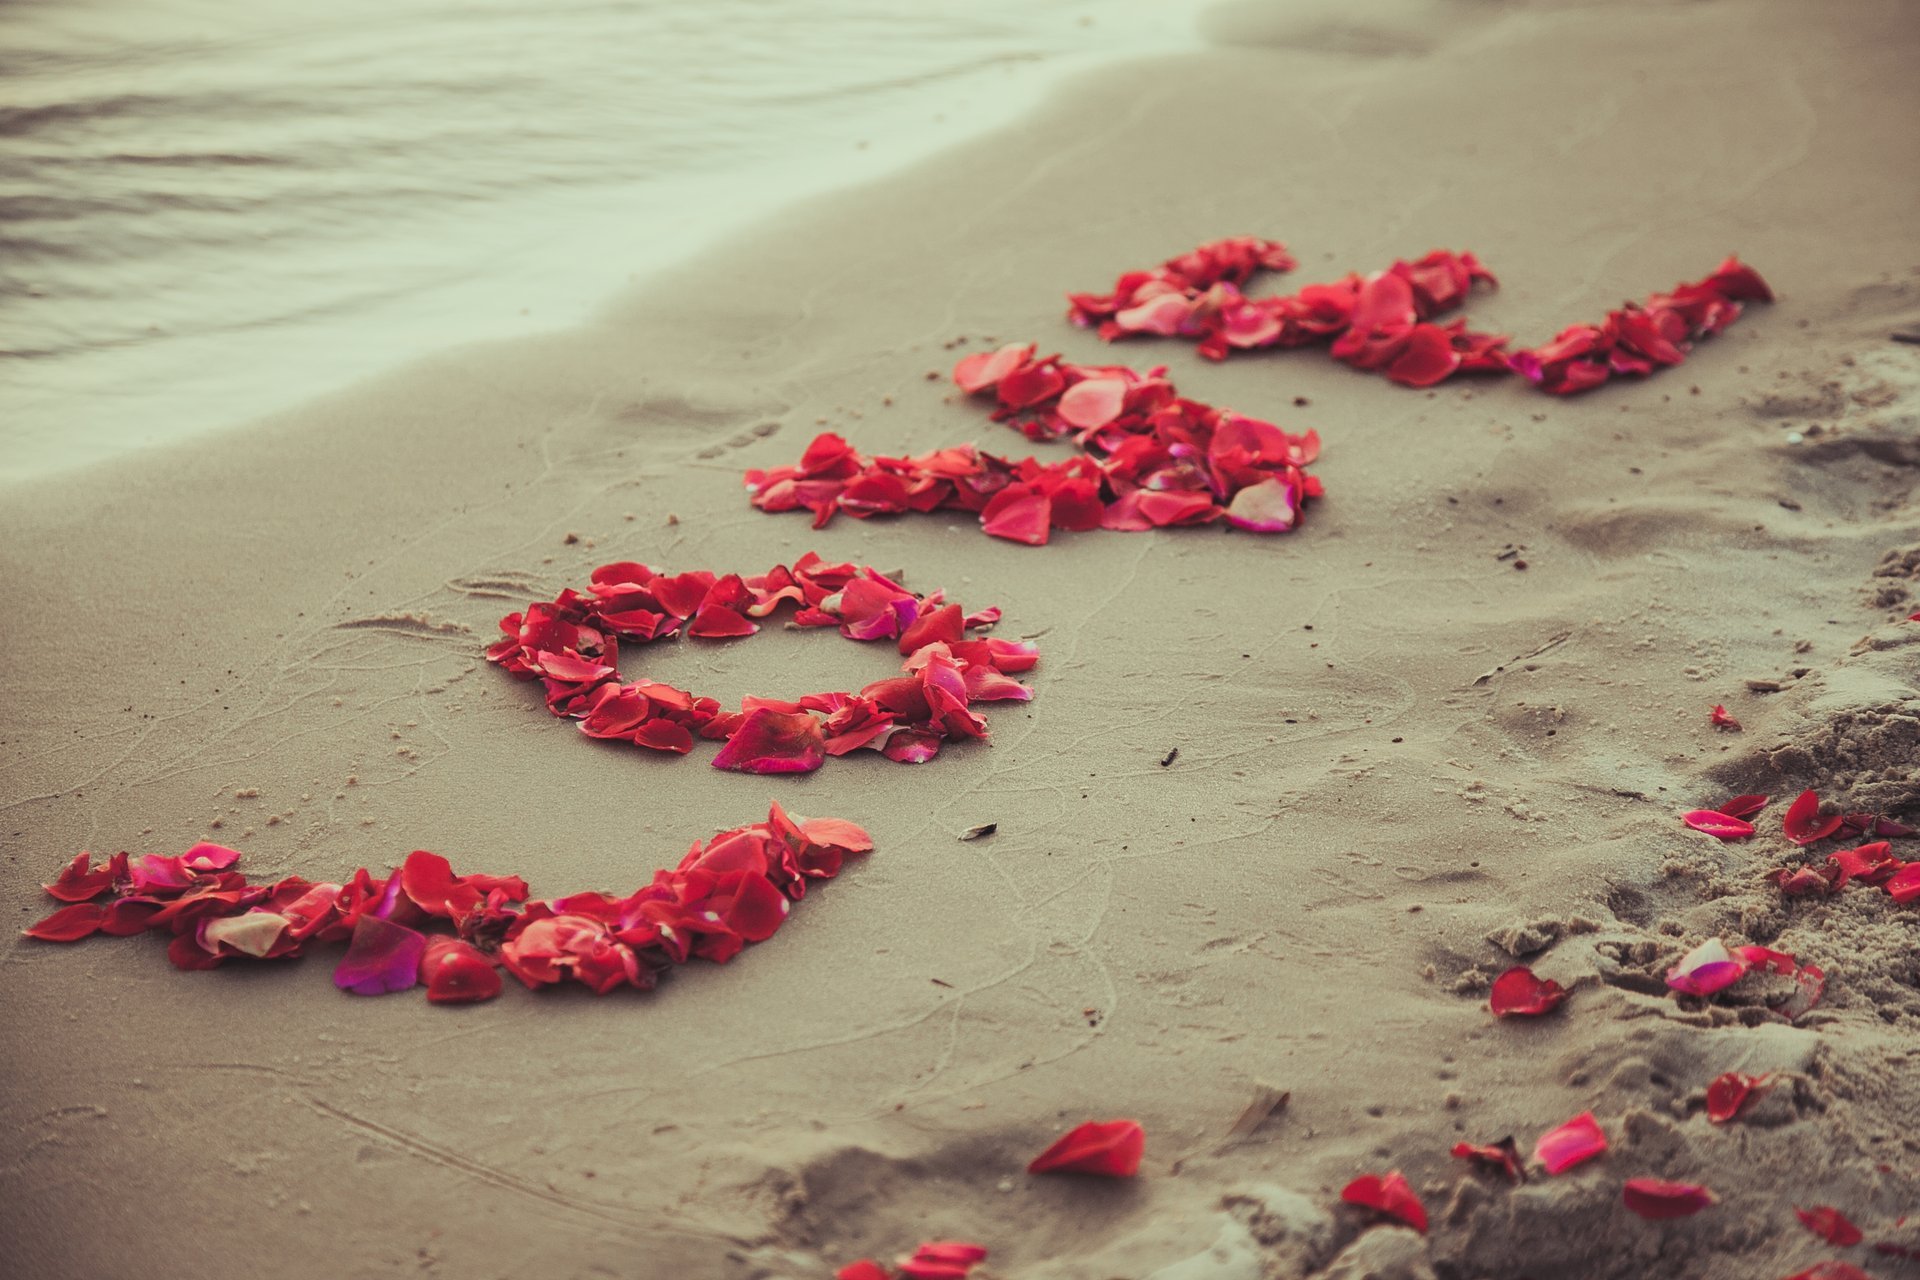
[1224,477,1300,533]
[711,707,826,774]
[1665,938,1748,996]
[334,915,428,996]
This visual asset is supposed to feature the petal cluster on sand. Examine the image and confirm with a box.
[484,553,1036,771]
[1070,240,1506,384]
[24,806,872,1002]
[1068,237,1771,392]
[747,349,1323,544]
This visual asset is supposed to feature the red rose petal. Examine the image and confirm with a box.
[1784,789,1843,845]
[24,902,108,942]
[1339,1170,1428,1234]
[1623,1177,1716,1219]
[1797,1206,1865,1246]
[1488,965,1569,1018]
[1026,1119,1145,1177]
[421,936,502,1004]
[1718,793,1770,819]
[45,851,117,903]
[1709,704,1742,730]
[979,485,1052,546]
[1683,810,1755,839]
[1451,1138,1524,1183]
[1534,1111,1607,1174]
[1886,863,1920,904]
[1705,1071,1769,1124]
[711,708,826,775]
[1781,1266,1872,1280]
[835,1264,888,1280]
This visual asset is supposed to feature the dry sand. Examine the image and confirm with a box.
[4,1,1918,1277]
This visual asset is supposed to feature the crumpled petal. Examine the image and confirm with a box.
[1451,1138,1524,1183]
[1705,1071,1769,1123]
[1783,789,1843,845]
[1339,1171,1428,1233]
[421,936,502,1004]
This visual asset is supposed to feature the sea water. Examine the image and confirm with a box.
[0,0,1200,480]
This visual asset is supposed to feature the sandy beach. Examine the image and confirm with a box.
[4,2,1918,1277]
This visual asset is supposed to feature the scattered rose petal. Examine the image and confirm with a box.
[1488,966,1568,1018]
[1797,1206,1865,1246]
[1339,1171,1428,1233]
[1451,1138,1524,1183]
[24,902,108,942]
[1027,1119,1145,1177]
[1705,1072,1769,1123]
[1886,863,1920,905]
[1624,1178,1717,1219]
[1534,1111,1608,1174]
[896,1241,989,1280]
[835,1263,889,1280]
[1710,704,1742,730]
[1719,794,1771,820]
[1784,789,1843,845]
[1781,1266,1872,1280]
[1683,810,1755,839]
[1666,939,1749,996]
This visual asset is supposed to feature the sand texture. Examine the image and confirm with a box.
[3,1,1918,1277]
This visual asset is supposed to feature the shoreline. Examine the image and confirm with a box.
[4,2,1919,1277]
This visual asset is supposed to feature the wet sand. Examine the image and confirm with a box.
[3,2,1918,1276]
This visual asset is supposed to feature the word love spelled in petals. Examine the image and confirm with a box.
[1026,1119,1146,1178]
[487,552,1036,773]
[23,805,872,1005]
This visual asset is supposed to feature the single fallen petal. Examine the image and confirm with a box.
[1719,794,1770,820]
[1624,1178,1717,1219]
[1488,966,1569,1018]
[421,936,502,1004]
[333,914,428,996]
[1339,1171,1428,1233]
[1886,863,1920,905]
[1784,789,1843,845]
[1027,1119,1146,1177]
[1534,1111,1608,1174]
[1683,810,1755,839]
[1797,1206,1865,1246]
[834,1262,889,1280]
[1710,704,1742,730]
[45,851,117,903]
[1705,1072,1769,1123]
[711,708,826,774]
[1451,1138,1524,1183]
[1780,1266,1873,1280]
[1666,938,1749,996]
[24,902,108,942]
